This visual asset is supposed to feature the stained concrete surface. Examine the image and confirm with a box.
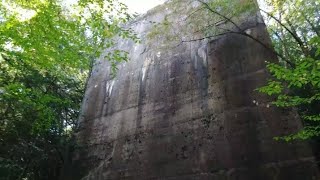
[67,0,320,179]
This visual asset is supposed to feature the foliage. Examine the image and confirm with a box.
[0,54,83,180]
[257,0,320,141]
[146,0,258,47]
[0,0,136,179]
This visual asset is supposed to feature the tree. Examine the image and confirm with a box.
[0,0,137,179]
[257,0,320,141]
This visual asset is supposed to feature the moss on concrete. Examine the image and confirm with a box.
[146,0,259,47]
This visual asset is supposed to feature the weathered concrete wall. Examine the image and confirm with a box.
[69,0,319,179]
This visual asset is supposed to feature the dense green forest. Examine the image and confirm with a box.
[0,0,135,179]
[0,0,319,179]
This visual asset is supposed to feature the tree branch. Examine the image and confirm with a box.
[197,0,242,31]
[181,6,206,23]
[180,30,295,68]
[259,9,309,57]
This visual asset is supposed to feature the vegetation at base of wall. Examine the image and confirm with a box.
[0,0,136,179]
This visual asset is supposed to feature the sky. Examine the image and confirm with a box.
[120,0,166,14]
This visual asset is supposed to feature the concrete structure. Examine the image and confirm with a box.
[68,0,319,179]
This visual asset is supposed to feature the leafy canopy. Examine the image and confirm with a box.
[257,0,320,141]
[0,0,136,179]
